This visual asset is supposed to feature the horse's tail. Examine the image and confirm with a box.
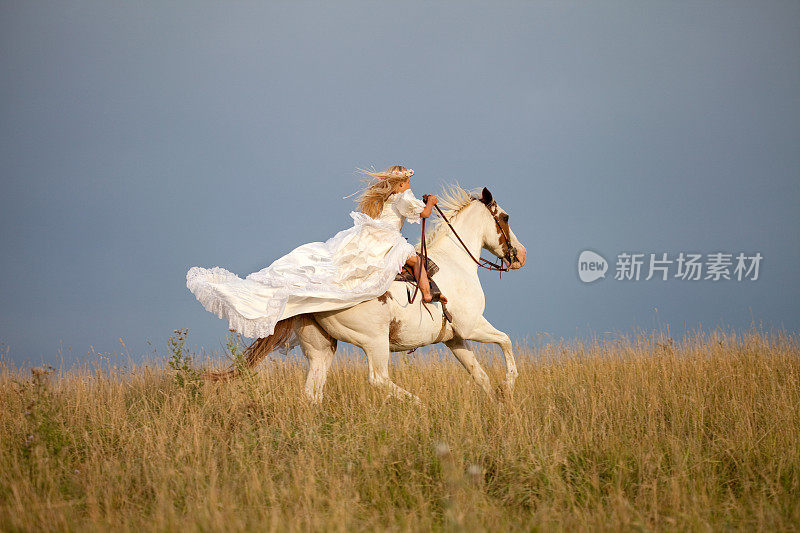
[203,316,299,381]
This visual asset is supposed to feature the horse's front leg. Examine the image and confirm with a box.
[462,316,518,394]
[444,338,494,398]
[363,337,421,404]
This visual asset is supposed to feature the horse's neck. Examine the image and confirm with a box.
[427,206,484,275]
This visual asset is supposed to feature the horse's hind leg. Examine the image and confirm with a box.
[296,316,337,403]
[445,338,494,398]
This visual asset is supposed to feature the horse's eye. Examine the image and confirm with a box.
[501,213,509,223]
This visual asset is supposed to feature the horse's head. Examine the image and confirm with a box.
[475,187,527,270]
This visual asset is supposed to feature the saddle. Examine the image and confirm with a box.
[394,254,452,322]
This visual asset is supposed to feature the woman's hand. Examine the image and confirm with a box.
[421,194,436,218]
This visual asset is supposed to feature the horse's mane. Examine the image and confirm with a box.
[415,182,480,250]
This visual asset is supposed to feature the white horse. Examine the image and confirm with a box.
[209,185,527,403]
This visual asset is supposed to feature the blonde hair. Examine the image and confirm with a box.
[355,165,413,219]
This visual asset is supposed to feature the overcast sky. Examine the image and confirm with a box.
[2,1,798,367]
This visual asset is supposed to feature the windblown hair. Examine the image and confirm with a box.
[355,165,413,219]
[417,182,481,249]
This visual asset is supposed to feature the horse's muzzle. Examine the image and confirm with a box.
[508,245,526,270]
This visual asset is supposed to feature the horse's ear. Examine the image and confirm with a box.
[480,187,493,205]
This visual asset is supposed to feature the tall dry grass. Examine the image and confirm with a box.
[1,328,798,531]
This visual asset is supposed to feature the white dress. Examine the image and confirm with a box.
[186,189,426,338]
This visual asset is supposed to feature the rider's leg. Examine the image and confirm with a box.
[405,255,448,304]
[405,255,432,302]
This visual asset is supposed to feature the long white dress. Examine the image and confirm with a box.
[186,189,426,338]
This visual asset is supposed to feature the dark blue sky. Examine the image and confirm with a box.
[2,2,798,366]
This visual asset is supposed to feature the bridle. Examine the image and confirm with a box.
[422,195,511,275]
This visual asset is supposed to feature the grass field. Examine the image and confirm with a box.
[1,328,798,531]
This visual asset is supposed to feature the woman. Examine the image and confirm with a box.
[186,164,442,339]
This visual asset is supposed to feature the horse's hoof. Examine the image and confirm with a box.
[495,384,513,402]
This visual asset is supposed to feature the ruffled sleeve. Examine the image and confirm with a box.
[395,189,426,224]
